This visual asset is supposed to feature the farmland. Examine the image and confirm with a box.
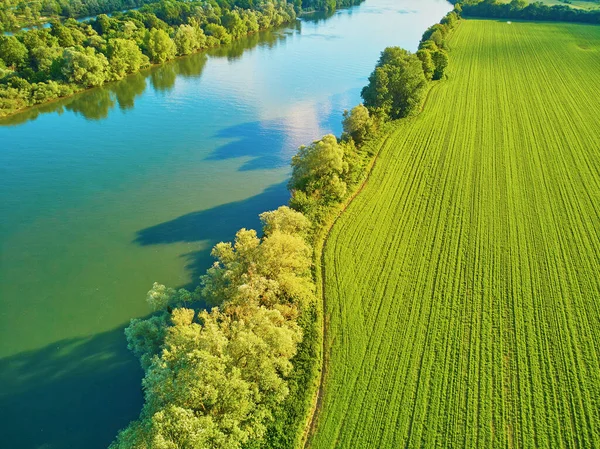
[310,20,600,449]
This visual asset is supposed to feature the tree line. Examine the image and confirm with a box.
[453,0,600,23]
[0,0,158,32]
[0,0,363,118]
[109,8,461,449]
[0,0,363,32]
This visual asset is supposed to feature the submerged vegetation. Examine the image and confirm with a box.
[0,0,364,117]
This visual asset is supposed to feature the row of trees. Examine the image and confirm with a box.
[0,0,365,118]
[0,0,301,117]
[0,0,364,32]
[359,10,457,122]
[456,0,600,23]
[0,0,156,32]
[112,206,315,448]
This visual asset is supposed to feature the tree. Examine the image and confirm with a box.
[430,29,444,48]
[60,46,109,87]
[342,104,375,145]
[173,24,201,56]
[144,28,176,63]
[124,314,168,370]
[416,49,435,81]
[0,36,28,69]
[106,38,149,80]
[432,49,449,80]
[361,47,428,120]
[204,23,232,45]
[201,226,313,308]
[289,134,348,206]
[259,206,311,239]
[222,10,248,39]
[111,306,302,449]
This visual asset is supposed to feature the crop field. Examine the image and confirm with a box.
[310,20,600,448]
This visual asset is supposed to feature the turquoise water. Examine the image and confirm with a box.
[0,1,451,447]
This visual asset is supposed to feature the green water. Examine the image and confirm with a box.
[0,1,451,447]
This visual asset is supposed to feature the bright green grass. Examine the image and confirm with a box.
[311,20,600,449]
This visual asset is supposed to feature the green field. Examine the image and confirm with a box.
[310,20,600,448]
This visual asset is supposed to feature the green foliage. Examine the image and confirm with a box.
[431,48,449,80]
[201,226,314,309]
[205,23,233,45]
[144,28,176,63]
[342,104,375,145]
[361,47,428,120]
[0,0,332,117]
[173,24,206,56]
[0,0,158,31]
[458,0,600,22]
[311,20,600,449]
[416,48,435,80]
[0,35,28,68]
[125,314,168,370]
[113,306,303,449]
[222,10,248,38]
[107,38,149,80]
[289,134,348,211]
[260,206,312,239]
[60,46,109,87]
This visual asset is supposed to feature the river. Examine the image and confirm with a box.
[0,1,451,447]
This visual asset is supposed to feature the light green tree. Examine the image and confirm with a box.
[289,134,348,204]
[60,46,109,87]
[144,28,176,64]
[416,48,435,81]
[342,104,375,145]
[361,47,428,120]
[173,24,201,56]
[0,35,28,68]
[259,206,311,239]
[106,38,149,80]
[204,23,232,45]
[432,49,449,80]
[111,306,301,449]
[201,226,313,308]
[222,10,248,39]
[124,314,168,370]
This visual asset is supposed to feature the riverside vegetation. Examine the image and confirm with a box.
[109,7,458,449]
[0,0,363,117]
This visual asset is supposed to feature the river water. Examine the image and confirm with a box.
[0,1,451,447]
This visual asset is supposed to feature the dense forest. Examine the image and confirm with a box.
[453,0,600,22]
[0,0,363,117]
[0,0,364,31]
[0,0,156,31]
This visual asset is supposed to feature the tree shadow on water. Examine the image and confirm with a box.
[208,121,296,172]
[0,326,144,449]
[134,182,290,287]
